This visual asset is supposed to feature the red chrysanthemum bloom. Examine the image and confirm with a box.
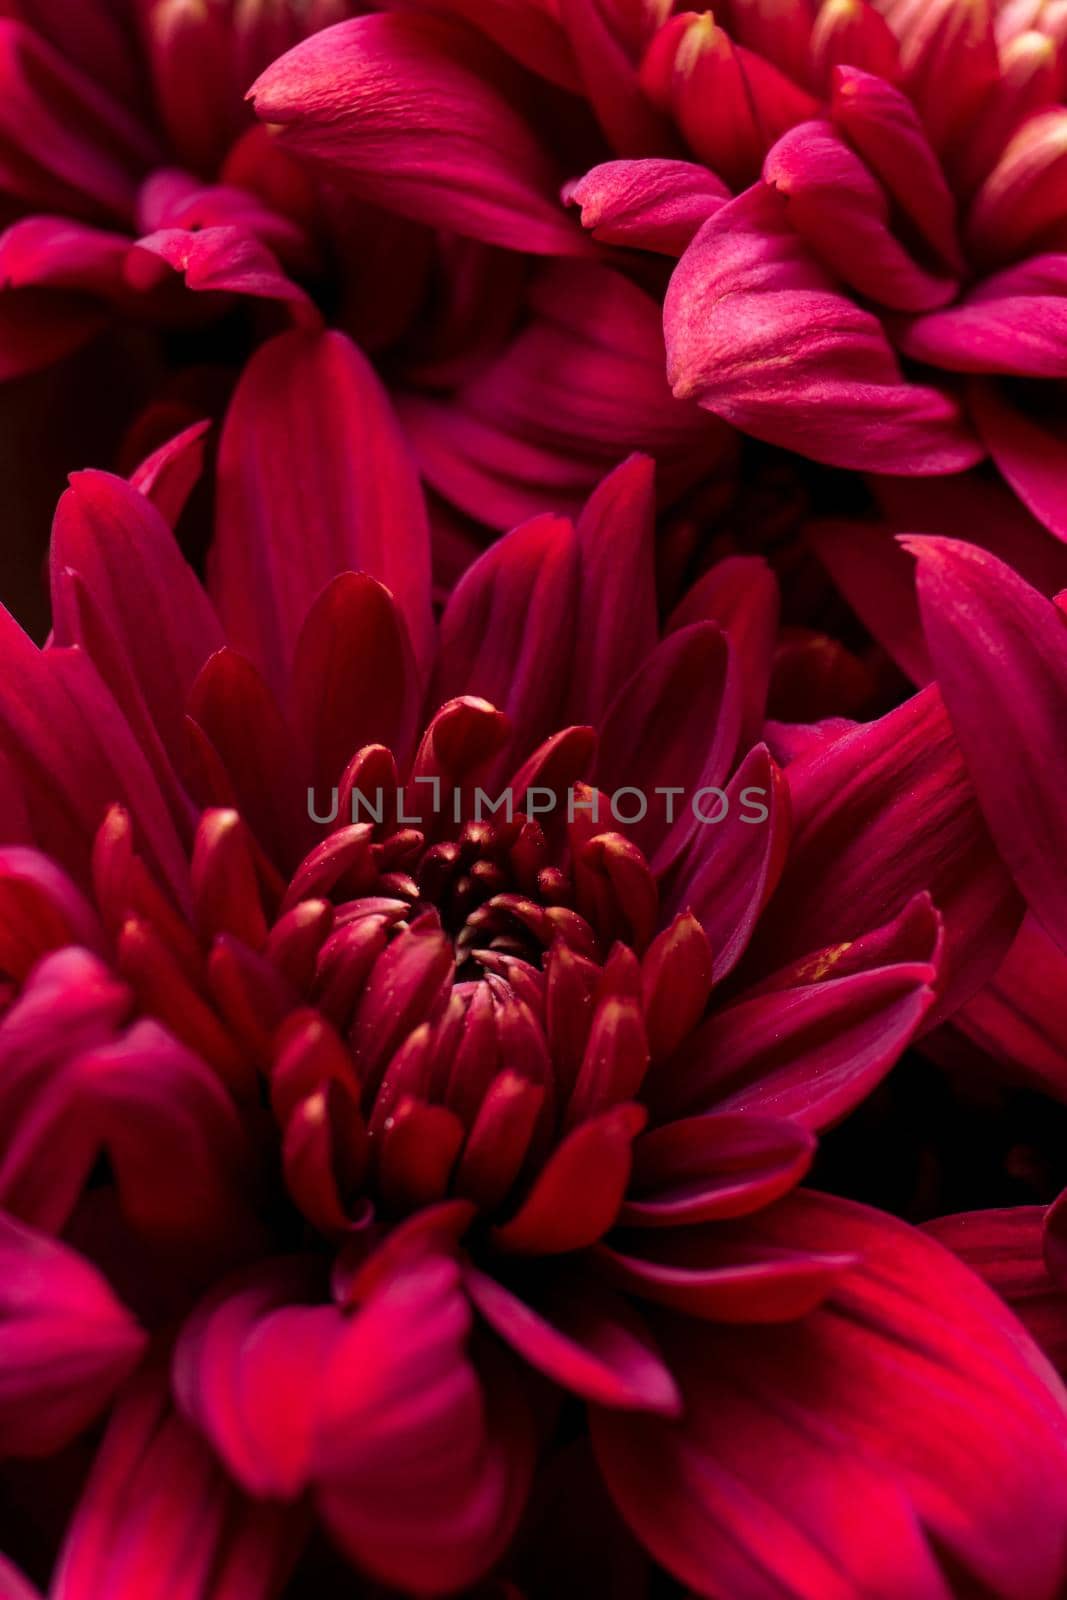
[0,327,1065,1598]
[204,2,1067,515]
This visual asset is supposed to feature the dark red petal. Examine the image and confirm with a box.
[0,1213,145,1457]
[465,1266,681,1416]
[212,329,433,696]
[291,573,421,791]
[250,13,587,256]
[752,684,1022,1020]
[594,1193,1067,1600]
[673,744,790,981]
[492,1102,646,1255]
[906,537,1067,954]
[621,1112,815,1228]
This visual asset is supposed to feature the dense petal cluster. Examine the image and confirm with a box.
[4,4,1067,1599]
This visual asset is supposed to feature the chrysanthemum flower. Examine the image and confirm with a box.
[0,326,1064,1598]
[212,1,1067,523]
[0,0,739,583]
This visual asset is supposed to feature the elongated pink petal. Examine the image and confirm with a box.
[129,418,211,528]
[752,684,1023,1019]
[667,555,780,748]
[51,469,223,770]
[0,217,131,299]
[654,896,940,1130]
[405,261,730,529]
[0,1556,41,1600]
[174,1260,338,1498]
[894,0,1000,158]
[212,329,434,695]
[314,1257,536,1595]
[808,517,933,685]
[465,1266,681,1415]
[291,573,421,791]
[596,623,740,874]
[568,455,658,724]
[598,1218,855,1324]
[673,745,790,981]
[250,13,587,256]
[0,628,190,899]
[898,254,1067,375]
[557,0,677,157]
[906,537,1067,953]
[765,122,958,312]
[0,1212,145,1456]
[831,67,962,272]
[970,378,1067,543]
[967,108,1067,265]
[0,21,157,223]
[492,1102,646,1254]
[564,159,727,255]
[958,915,1067,1099]
[435,513,580,764]
[125,227,319,322]
[665,185,980,474]
[927,1208,1067,1375]
[593,1192,1067,1600]
[51,1365,306,1600]
[620,1112,815,1227]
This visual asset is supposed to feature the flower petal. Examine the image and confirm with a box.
[250,13,586,256]
[906,537,1067,953]
[751,684,1023,1019]
[0,1212,145,1456]
[564,158,727,255]
[465,1266,681,1415]
[212,329,434,696]
[665,183,980,474]
[593,1192,1067,1600]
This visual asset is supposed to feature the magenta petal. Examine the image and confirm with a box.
[808,517,933,685]
[620,1111,815,1227]
[926,1208,1067,1376]
[958,915,1067,1099]
[174,1260,339,1498]
[314,1256,535,1596]
[752,684,1023,1020]
[672,744,790,981]
[667,555,780,748]
[0,626,190,899]
[0,21,157,223]
[291,573,421,790]
[51,469,223,769]
[564,159,727,255]
[491,1102,646,1255]
[664,184,981,474]
[596,623,740,873]
[598,1218,855,1324]
[250,13,587,257]
[569,454,658,725]
[898,254,1067,376]
[464,1266,681,1415]
[0,1212,145,1456]
[212,329,434,696]
[765,121,958,313]
[125,225,320,322]
[51,1365,306,1600]
[970,377,1067,544]
[434,513,580,762]
[129,418,211,528]
[906,537,1067,954]
[593,1193,1067,1600]
[0,1556,41,1600]
[653,897,940,1130]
